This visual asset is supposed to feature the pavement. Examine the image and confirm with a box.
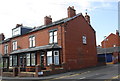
[1,64,120,81]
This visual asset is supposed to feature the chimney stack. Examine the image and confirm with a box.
[16,24,23,28]
[0,33,5,42]
[67,6,76,18]
[85,12,90,24]
[44,15,52,25]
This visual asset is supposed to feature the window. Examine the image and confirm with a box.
[26,53,36,66]
[13,55,17,66]
[47,51,53,65]
[54,51,59,65]
[12,41,17,51]
[4,44,8,54]
[47,51,60,66]
[9,56,12,66]
[49,30,57,43]
[82,36,87,44]
[29,36,35,47]
[12,27,21,36]
[31,53,35,66]
[9,55,17,66]
[26,53,30,66]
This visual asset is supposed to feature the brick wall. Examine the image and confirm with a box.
[101,33,120,48]
[63,15,97,70]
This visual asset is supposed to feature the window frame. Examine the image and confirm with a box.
[4,44,8,54]
[82,35,87,44]
[12,41,17,51]
[49,29,58,44]
[26,52,36,66]
[9,55,18,67]
[29,36,36,48]
[47,50,60,66]
[54,51,59,65]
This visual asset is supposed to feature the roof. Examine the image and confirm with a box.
[1,13,83,44]
[97,47,120,54]
[10,44,61,54]
[29,13,82,33]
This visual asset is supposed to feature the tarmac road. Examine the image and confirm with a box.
[1,64,119,81]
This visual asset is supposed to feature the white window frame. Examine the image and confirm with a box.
[13,55,17,66]
[49,30,58,44]
[82,36,87,44]
[26,53,30,66]
[12,27,21,36]
[29,36,35,47]
[12,41,17,51]
[47,51,53,65]
[31,53,36,66]
[9,56,12,66]
[4,44,8,54]
[54,51,59,65]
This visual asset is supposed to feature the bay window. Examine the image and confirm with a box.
[47,50,60,66]
[26,53,36,66]
[9,55,17,66]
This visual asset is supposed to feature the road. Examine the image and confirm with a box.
[1,64,120,81]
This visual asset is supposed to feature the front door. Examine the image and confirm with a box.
[40,52,45,69]
[19,54,26,71]
[3,58,9,71]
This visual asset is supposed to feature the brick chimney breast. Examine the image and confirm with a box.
[44,16,52,25]
[67,6,76,18]
[0,33,5,41]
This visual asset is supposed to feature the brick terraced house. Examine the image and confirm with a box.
[0,6,97,76]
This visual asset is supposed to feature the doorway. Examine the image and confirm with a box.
[19,54,26,71]
[40,51,45,69]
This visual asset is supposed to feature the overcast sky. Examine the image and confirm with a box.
[0,0,118,45]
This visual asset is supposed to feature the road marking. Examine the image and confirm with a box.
[112,75,120,79]
[42,71,91,81]
[80,77,86,79]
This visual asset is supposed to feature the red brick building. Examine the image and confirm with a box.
[0,6,97,76]
[101,30,120,48]
[97,30,120,64]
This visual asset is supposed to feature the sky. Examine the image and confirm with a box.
[0,0,118,45]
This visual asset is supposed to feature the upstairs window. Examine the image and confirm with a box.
[29,36,35,47]
[82,36,87,44]
[12,27,21,36]
[4,44,8,54]
[12,41,17,51]
[49,30,57,44]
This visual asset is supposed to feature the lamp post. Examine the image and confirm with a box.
[104,36,107,64]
